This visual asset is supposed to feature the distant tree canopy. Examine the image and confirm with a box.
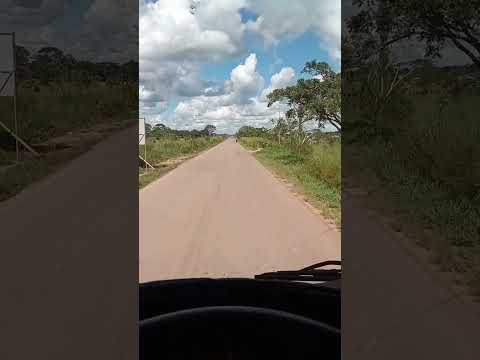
[203,124,217,136]
[145,123,153,134]
[148,123,218,138]
[349,0,480,66]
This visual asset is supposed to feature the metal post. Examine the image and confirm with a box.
[0,120,38,156]
[12,32,19,161]
[144,118,147,171]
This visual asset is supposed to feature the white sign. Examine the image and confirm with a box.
[0,33,15,97]
[139,118,146,145]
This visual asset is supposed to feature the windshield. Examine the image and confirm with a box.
[139,1,341,284]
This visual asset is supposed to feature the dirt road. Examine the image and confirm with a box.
[139,137,340,282]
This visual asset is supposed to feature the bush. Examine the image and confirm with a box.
[305,141,341,190]
[239,136,272,150]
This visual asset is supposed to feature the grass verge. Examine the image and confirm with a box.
[139,166,174,189]
[1,146,88,202]
[139,135,225,189]
[240,137,341,227]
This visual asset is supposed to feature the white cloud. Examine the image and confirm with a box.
[140,0,341,132]
[72,0,138,61]
[170,55,295,133]
[270,67,296,89]
[260,66,295,101]
[140,0,247,103]
[0,0,67,30]
[1,0,138,62]
[227,53,264,103]
[244,0,341,62]
[140,0,243,63]
[140,84,168,114]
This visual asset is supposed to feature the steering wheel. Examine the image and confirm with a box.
[140,305,340,359]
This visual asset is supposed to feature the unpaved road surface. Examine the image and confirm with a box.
[139,138,340,282]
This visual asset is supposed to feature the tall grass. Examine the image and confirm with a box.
[140,136,223,166]
[0,82,137,146]
[306,141,341,190]
[346,80,480,295]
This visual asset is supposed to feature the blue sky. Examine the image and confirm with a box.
[140,0,341,134]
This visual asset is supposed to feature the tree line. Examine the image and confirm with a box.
[146,123,217,138]
[14,46,138,91]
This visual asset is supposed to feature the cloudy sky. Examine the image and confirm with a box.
[0,0,138,62]
[140,0,340,134]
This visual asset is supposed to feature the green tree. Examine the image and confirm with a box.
[145,123,152,134]
[203,124,216,136]
[267,61,341,139]
[302,60,341,131]
[269,117,292,144]
[349,0,480,66]
[151,123,170,137]
[236,126,268,138]
[15,46,31,84]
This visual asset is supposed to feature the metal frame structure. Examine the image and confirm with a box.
[0,32,38,160]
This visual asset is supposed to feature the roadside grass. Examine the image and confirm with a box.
[139,166,173,189]
[0,82,137,201]
[0,143,92,202]
[239,136,272,150]
[141,136,224,163]
[240,136,341,226]
[139,135,225,189]
[346,90,480,297]
[0,149,17,166]
[0,83,137,145]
